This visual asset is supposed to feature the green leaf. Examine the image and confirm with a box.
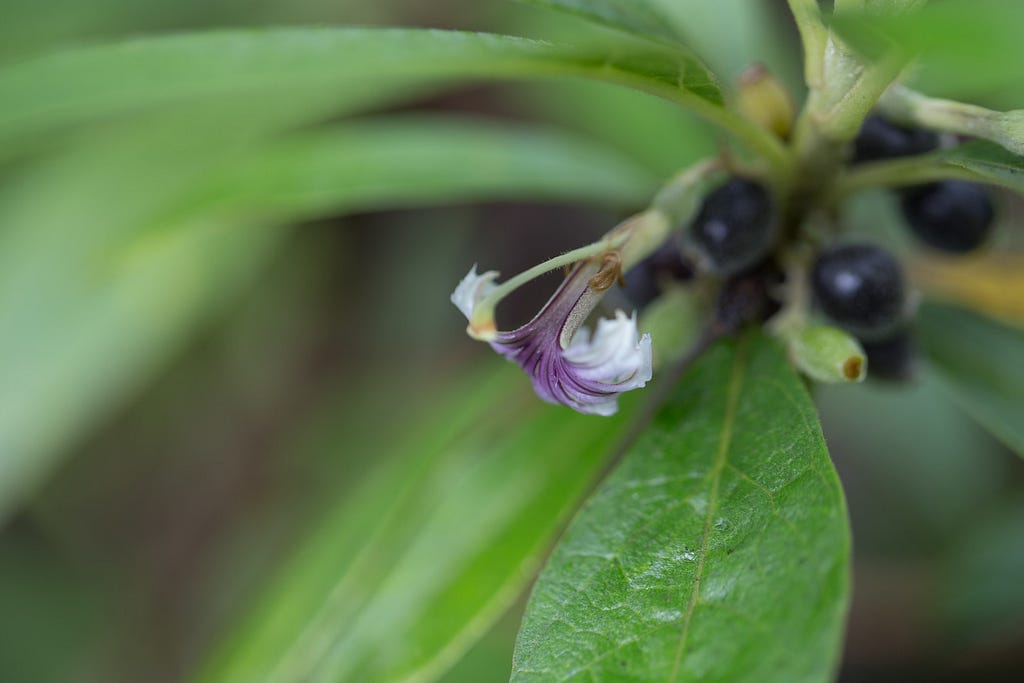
[518,0,685,46]
[0,27,795,172]
[916,302,1024,458]
[196,365,640,683]
[831,0,1024,100]
[937,497,1024,642]
[0,28,724,148]
[182,116,661,219]
[652,0,802,89]
[511,333,851,682]
[937,141,1024,195]
[0,116,658,521]
[816,368,1008,555]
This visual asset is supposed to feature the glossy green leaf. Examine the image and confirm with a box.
[831,0,1024,100]
[916,302,1024,457]
[511,333,851,682]
[0,116,657,521]
[0,27,726,149]
[196,364,640,683]
[518,0,685,45]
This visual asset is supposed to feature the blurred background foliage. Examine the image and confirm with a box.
[0,1,1022,682]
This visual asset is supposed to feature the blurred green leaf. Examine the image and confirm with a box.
[916,302,1024,458]
[0,525,110,683]
[182,116,661,220]
[0,27,728,152]
[0,120,286,520]
[816,368,1007,556]
[518,0,685,45]
[510,79,717,178]
[831,0,1024,100]
[938,497,1024,642]
[937,141,1024,195]
[652,0,802,90]
[511,333,850,682]
[196,364,640,683]
[0,114,659,521]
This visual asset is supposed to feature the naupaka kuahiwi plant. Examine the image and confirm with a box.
[2,1,1023,682]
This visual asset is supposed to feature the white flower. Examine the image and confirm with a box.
[563,312,653,407]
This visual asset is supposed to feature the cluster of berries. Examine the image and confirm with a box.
[626,115,997,381]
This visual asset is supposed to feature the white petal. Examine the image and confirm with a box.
[563,311,653,389]
[450,265,499,321]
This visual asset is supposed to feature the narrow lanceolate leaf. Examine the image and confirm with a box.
[196,365,639,683]
[0,28,793,174]
[916,302,1024,458]
[0,28,723,148]
[518,0,685,46]
[512,333,851,682]
[183,116,660,219]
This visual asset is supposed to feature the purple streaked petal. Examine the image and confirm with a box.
[485,264,652,416]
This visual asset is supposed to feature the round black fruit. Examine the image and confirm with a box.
[899,181,994,253]
[852,114,938,163]
[690,178,775,276]
[811,243,905,337]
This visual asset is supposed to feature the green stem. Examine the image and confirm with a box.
[473,237,626,322]
[816,51,906,142]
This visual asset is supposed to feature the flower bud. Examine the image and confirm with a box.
[737,64,796,140]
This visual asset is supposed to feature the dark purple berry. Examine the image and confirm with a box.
[811,243,905,338]
[690,178,776,276]
[899,181,995,253]
[862,331,916,381]
[852,115,938,163]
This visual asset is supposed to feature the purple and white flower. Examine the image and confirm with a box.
[451,223,659,416]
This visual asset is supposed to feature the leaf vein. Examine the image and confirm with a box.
[668,335,750,682]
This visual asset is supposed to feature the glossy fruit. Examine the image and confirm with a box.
[811,243,905,338]
[899,181,995,253]
[851,114,938,163]
[690,178,775,276]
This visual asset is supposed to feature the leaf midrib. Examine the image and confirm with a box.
[668,335,750,682]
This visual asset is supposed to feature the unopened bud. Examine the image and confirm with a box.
[737,64,796,140]
[785,325,867,383]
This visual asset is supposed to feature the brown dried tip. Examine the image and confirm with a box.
[843,356,865,381]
